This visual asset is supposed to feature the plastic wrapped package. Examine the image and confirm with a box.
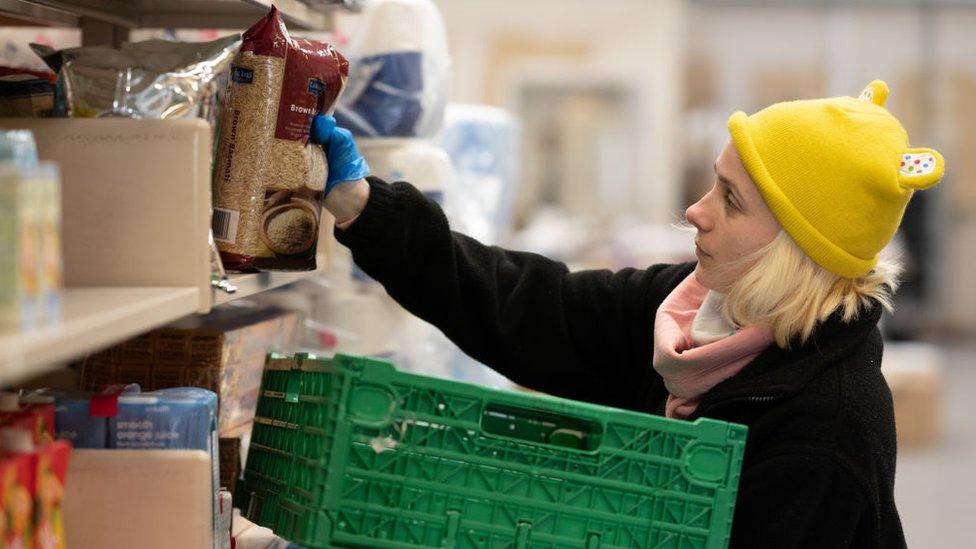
[440,104,521,244]
[333,138,461,283]
[335,0,450,138]
[30,34,239,120]
[359,138,459,220]
[212,7,348,271]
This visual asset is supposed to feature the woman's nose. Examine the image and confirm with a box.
[686,196,710,232]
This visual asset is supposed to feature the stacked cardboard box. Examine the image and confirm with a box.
[80,306,297,490]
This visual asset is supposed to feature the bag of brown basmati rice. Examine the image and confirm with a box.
[212,7,348,271]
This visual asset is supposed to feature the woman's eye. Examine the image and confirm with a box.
[724,191,737,211]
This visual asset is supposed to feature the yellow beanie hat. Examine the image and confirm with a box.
[728,80,944,278]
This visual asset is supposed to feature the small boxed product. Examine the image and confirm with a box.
[0,130,62,330]
[32,440,69,549]
[81,307,296,434]
[0,450,34,547]
[0,398,71,549]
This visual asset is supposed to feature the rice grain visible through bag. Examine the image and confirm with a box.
[211,8,346,271]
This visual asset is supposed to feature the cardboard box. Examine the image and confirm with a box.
[63,450,212,549]
[81,307,296,434]
[882,342,942,447]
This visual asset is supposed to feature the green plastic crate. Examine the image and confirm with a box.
[238,353,747,549]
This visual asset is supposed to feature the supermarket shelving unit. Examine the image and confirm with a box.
[0,2,347,384]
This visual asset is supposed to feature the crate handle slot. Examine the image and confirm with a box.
[480,404,602,451]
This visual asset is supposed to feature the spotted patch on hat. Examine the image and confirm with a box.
[897,147,944,191]
[899,153,936,176]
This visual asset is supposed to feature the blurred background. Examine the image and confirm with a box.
[0,1,972,546]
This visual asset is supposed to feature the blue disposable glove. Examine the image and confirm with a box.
[311,114,370,195]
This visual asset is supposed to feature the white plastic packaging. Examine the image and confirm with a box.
[335,0,450,138]
[359,138,459,217]
[440,104,521,245]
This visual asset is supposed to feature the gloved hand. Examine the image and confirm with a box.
[311,114,370,195]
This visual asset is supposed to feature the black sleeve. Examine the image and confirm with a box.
[730,451,871,548]
[334,177,691,409]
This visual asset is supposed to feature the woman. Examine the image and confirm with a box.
[310,80,943,548]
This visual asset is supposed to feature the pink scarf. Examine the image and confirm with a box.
[653,273,774,419]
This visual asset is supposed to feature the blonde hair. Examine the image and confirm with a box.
[721,231,901,349]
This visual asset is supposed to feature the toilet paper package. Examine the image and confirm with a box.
[440,104,521,245]
[335,0,450,138]
[352,138,459,283]
[358,138,457,208]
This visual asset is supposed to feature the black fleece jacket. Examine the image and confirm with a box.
[334,177,907,548]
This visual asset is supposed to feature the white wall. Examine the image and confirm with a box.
[432,0,686,225]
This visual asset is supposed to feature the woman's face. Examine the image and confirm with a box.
[686,140,781,291]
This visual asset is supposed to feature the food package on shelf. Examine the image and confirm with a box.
[30,34,239,122]
[0,130,62,330]
[211,7,348,272]
[0,396,70,549]
[32,440,70,549]
[335,0,450,138]
[80,306,296,435]
[0,450,34,547]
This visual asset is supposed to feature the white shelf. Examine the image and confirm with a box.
[0,287,200,384]
[0,266,327,384]
[216,260,326,306]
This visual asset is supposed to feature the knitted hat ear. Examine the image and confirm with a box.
[898,148,944,190]
[858,80,889,107]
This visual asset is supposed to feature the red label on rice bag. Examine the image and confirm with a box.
[241,6,349,144]
[275,39,349,143]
